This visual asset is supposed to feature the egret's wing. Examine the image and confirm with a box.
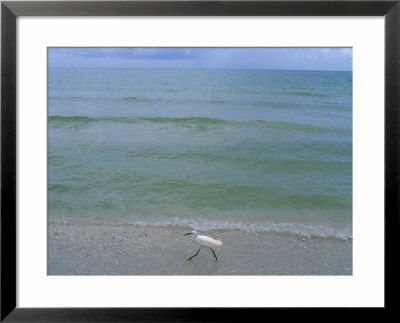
[197,235,222,247]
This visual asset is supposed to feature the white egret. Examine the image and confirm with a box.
[184,231,222,262]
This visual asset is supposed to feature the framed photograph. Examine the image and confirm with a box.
[1,0,398,320]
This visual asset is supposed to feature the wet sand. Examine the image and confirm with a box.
[48,224,352,275]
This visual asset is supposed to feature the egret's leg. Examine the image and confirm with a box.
[187,248,201,260]
[210,248,218,262]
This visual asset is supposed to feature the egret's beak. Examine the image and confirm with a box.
[184,232,192,236]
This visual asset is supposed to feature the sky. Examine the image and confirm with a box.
[48,48,352,71]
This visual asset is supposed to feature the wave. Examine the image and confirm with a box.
[49,95,161,103]
[49,95,103,101]
[49,115,99,124]
[197,154,351,172]
[138,218,352,240]
[163,98,229,105]
[49,217,352,240]
[48,115,229,125]
[287,91,329,98]
[251,101,304,108]
[50,177,351,210]
[119,96,160,103]
[49,95,229,105]
[48,115,349,134]
[246,120,348,134]
[251,100,351,112]
[146,181,352,209]
[123,149,351,172]
[49,184,69,193]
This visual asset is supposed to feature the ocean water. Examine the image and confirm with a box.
[48,68,352,239]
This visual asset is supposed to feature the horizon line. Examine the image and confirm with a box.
[48,67,352,72]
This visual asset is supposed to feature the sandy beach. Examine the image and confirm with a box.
[48,224,352,275]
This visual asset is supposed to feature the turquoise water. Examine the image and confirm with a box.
[48,68,352,239]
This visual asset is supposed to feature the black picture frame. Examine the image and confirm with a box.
[1,1,399,321]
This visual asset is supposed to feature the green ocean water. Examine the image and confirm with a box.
[48,68,352,239]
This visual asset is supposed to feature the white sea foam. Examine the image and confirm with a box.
[50,217,352,240]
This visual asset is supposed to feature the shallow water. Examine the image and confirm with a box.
[48,68,352,239]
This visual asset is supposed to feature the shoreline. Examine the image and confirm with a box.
[48,223,352,275]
